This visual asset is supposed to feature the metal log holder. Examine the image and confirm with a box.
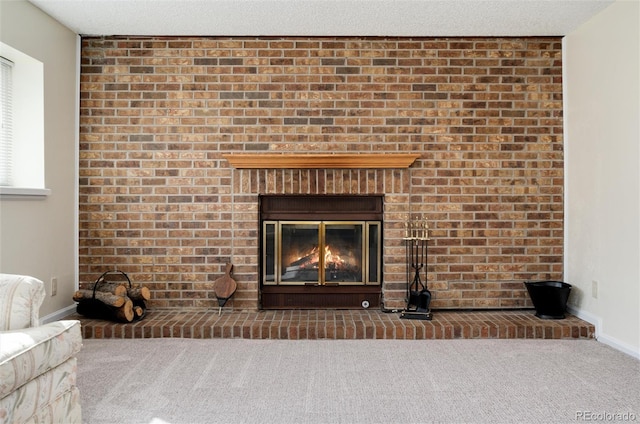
[401,217,432,320]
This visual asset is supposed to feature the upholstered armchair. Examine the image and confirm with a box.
[0,274,82,423]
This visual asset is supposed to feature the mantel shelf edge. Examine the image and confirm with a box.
[222,153,420,169]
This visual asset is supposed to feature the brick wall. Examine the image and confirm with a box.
[79,36,564,311]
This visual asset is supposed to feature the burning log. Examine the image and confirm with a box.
[290,249,319,268]
[281,244,362,283]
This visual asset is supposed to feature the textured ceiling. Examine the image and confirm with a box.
[28,0,615,37]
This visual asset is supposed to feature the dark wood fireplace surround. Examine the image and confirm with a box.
[260,194,383,309]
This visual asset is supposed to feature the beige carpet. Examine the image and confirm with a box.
[77,339,640,424]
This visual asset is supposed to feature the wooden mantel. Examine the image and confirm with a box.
[222,153,420,169]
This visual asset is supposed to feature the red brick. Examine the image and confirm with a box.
[80,36,563,311]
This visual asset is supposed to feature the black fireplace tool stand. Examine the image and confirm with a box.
[401,235,432,320]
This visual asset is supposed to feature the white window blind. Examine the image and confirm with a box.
[0,56,13,186]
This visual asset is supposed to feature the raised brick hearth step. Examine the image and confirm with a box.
[71,309,595,340]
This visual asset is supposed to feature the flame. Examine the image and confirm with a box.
[295,245,345,269]
[324,246,344,267]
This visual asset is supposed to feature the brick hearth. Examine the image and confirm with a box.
[72,309,594,340]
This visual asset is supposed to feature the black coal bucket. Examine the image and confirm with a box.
[524,280,572,319]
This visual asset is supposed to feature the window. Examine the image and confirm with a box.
[0,42,47,196]
[0,56,12,186]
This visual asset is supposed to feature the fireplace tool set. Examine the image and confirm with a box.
[401,217,432,320]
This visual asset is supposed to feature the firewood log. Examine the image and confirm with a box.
[114,298,134,322]
[127,286,151,301]
[133,305,146,320]
[73,290,126,307]
[85,281,128,296]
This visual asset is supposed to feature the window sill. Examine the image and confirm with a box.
[0,187,51,197]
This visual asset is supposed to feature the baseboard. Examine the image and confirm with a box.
[41,304,77,324]
[568,306,640,359]
[597,333,640,360]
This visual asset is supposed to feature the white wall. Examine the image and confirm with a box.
[0,0,79,318]
[564,0,640,357]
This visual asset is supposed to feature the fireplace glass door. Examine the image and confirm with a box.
[263,221,380,286]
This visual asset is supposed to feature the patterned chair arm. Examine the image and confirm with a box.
[0,274,46,331]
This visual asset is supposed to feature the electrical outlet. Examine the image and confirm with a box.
[51,277,58,297]
[591,280,598,299]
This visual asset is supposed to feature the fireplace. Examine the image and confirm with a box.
[260,194,383,309]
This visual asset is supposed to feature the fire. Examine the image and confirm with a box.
[324,246,345,268]
[295,245,345,269]
[282,242,361,283]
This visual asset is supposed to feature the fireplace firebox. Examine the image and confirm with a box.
[260,195,383,309]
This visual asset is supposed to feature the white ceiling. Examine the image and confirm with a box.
[28,0,615,37]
